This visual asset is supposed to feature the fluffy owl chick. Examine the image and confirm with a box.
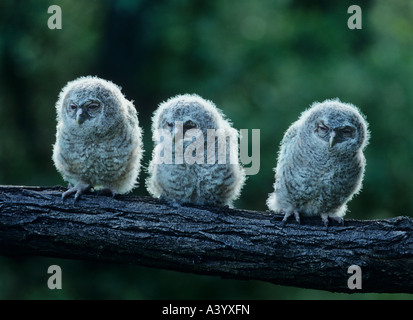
[267,99,369,226]
[52,76,143,201]
[146,94,246,207]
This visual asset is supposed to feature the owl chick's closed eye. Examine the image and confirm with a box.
[267,99,369,226]
[52,76,143,201]
[146,94,246,207]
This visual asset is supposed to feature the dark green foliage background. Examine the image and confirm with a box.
[1,0,412,299]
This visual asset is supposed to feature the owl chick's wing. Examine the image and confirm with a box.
[276,120,300,164]
[282,120,300,145]
[124,101,139,127]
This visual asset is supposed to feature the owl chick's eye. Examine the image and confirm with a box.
[183,121,197,131]
[87,103,100,111]
[340,126,355,138]
[317,123,330,135]
[166,122,173,128]
[69,104,77,111]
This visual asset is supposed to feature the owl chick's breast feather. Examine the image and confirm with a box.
[277,122,364,214]
[55,122,136,188]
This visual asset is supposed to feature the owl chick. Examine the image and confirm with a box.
[267,99,369,226]
[52,76,143,201]
[146,94,246,207]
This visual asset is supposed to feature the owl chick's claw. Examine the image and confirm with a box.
[333,216,345,226]
[321,213,330,228]
[321,213,345,228]
[62,183,92,202]
[281,210,301,225]
[99,187,118,198]
[329,214,345,226]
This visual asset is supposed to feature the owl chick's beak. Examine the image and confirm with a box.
[172,123,183,144]
[329,130,336,148]
[76,108,88,125]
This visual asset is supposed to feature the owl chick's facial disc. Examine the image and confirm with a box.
[308,103,368,150]
[58,77,126,136]
[66,99,102,125]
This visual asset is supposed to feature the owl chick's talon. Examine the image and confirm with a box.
[293,211,301,224]
[281,210,300,225]
[330,215,344,226]
[73,193,81,204]
[62,188,76,202]
[281,213,289,225]
[169,200,183,208]
[61,193,68,202]
[157,196,182,208]
[62,183,92,203]
[321,213,329,228]
[99,188,118,198]
[107,189,118,199]
[321,213,345,228]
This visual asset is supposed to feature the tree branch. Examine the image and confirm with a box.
[0,185,412,293]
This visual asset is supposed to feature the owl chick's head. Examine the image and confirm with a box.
[56,76,129,135]
[152,94,228,142]
[302,99,369,152]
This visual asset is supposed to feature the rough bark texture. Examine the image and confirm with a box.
[0,185,412,293]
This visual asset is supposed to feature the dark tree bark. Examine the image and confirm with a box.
[0,185,412,293]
